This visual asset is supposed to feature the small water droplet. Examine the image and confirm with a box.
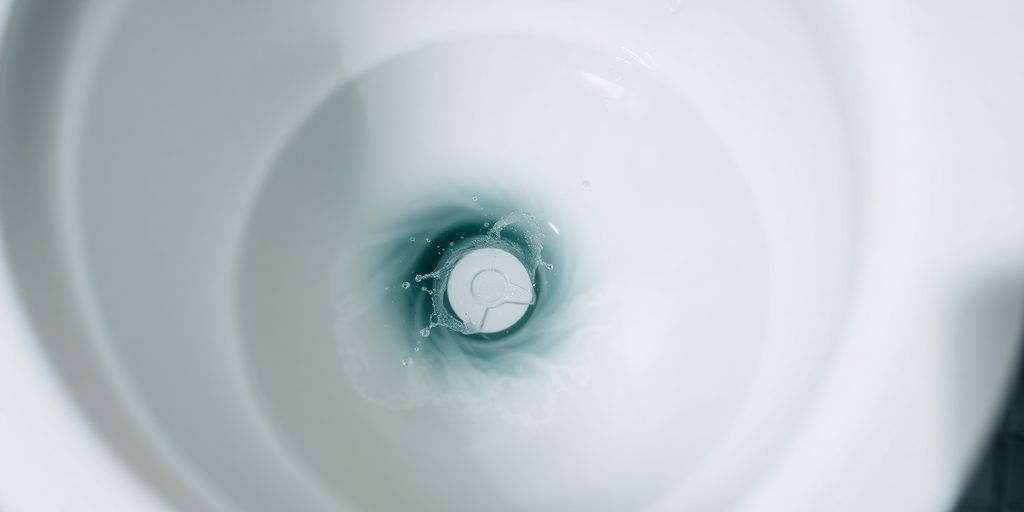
[582,180,593,190]
[413,344,422,352]
[449,241,454,247]
[401,356,413,367]
[384,286,390,291]
[409,236,416,242]
[401,281,411,289]
[545,263,555,270]
[483,222,491,228]
[419,328,431,337]
[471,195,479,202]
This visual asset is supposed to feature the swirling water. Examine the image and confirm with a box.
[237,35,769,511]
[332,199,596,426]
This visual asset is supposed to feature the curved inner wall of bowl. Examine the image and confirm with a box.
[8,1,857,510]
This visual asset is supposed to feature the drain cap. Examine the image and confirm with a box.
[446,247,533,334]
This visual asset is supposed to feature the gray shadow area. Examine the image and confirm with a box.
[954,346,1024,511]
[951,272,1024,512]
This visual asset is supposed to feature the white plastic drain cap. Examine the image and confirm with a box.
[446,247,534,334]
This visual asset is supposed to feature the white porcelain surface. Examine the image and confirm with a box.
[1,1,1023,511]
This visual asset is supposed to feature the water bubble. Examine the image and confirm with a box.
[449,241,455,247]
[582,180,593,190]
[483,222,491,228]
[545,263,555,270]
[401,281,411,289]
[419,328,431,337]
[472,195,479,202]
[401,356,413,367]
[425,237,431,243]
[409,236,416,242]
[413,344,422,352]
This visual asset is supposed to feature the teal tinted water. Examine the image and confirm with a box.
[236,35,768,511]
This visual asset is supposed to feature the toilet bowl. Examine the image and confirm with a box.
[2,1,1024,511]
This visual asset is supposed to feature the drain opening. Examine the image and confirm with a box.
[447,247,534,334]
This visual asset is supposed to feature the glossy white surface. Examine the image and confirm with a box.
[0,1,1022,511]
